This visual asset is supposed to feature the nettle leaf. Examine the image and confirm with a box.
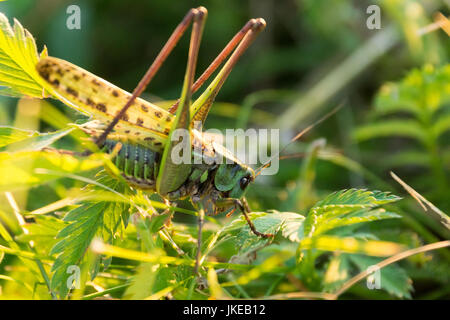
[49,174,133,298]
[50,202,105,298]
[314,208,401,235]
[348,254,413,299]
[0,12,50,98]
[303,189,400,238]
[95,174,131,241]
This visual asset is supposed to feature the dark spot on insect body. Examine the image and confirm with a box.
[56,68,64,76]
[141,104,148,112]
[164,128,170,135]
[136,118,144,126]
[96,103,107,112]
[135,132,140,135]
[112,90,119,97]
[166,117,171,122]
[86,98,95,106]
[51,79,60,87]
[144,137,154,141]
[38,69,50,80]
[154,111,162,118]
[73,75,80,81]
[92,79,101,86]
[155,142,162,146]
[125,130,130,134]
[66,87,78,97]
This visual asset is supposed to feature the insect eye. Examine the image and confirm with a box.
[240,176,250,189]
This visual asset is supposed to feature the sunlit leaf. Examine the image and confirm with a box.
[0,150,106,191]
[354,119,426,143]
[0,127,74,152]
[0,126,36,147]
[0,12,50,98]
[299,235,404,256]
[348,254,413,299]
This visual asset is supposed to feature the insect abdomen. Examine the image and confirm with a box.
[103,140,159,189]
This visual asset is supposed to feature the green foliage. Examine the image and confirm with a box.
[0,148,107,192]
[354,64,450,212]
[355,64,450,142]
[0,12,50,98]
[0,127,73,152]
[50,174,131,298]
[324,254,413,299]
[0,126,35,147]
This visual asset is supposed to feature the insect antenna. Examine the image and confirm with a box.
[255,102,345,177]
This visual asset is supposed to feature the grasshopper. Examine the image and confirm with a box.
[36,7,271,272]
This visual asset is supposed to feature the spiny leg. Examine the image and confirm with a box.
[168,19,259,114]
[92,7,208,149]
[189,18,266,124]
[156,7,207,196]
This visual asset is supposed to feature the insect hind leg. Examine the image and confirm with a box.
[92,7,209,150]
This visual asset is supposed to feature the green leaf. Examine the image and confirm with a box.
[15,215,67,254]
[299,235,404,256]
[432,113,450,138]
[228,210,305,254]
[354,119,426,143]
[0,150,106,192]
[0,12,50,98]
[50,202,105,298]
[315,208,401,235]
[304,189,400,237]
[97,175,131,241]
[348,254,413,299]
[123,262,157,299]
[0,127,74,152]
[373,64,450,117]
[0,126,36,147]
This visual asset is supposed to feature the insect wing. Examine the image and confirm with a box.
[36,57,173,151]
